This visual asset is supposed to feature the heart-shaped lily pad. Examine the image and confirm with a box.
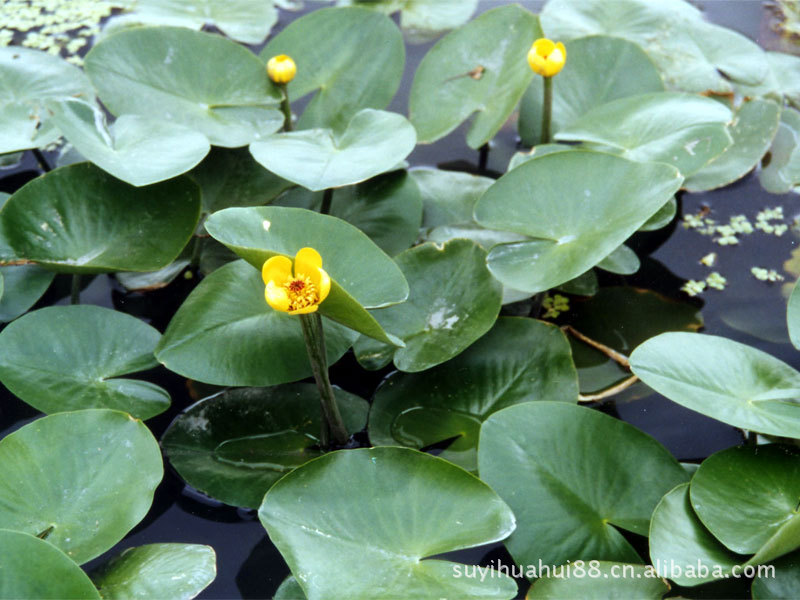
[597,244,639,275]
[204,206,408,343]
[649,483,742,587]
[259,447,518,600]
[526,561,669,599]
[260,7,404,130]
[336,0,478,43]
[409,4,541,148]
[162,384,369,508]
[759,106,800,195]
[412,168,494,230]
[249,109,416,192]
[0,305,170,419]
[354,239,502,372]
[555,93,733,177]
[0,266,54,322]
[369,317,578,472]
[540,0,765,93]
[50,99,210,187]
[0,163,201,274]
[85,26,282,147]
[91,543,217,600]
[691,445,800,564]
[111,0,277,44]
[0,409,163,564]
[0,529,101,599]
[156,260,358,386]
[684,99,781,192]
[0,46,94,153]
[274,171,423,257]
[190,147,292,214]
[736,51,800,109]
[518,35,665,146]
[473,150,682,294]
[478,402,688,569]
[629,332,800,438]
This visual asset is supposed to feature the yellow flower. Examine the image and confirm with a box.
[266,54,297,84]
[527,38,566,78]
[262,247,331,315]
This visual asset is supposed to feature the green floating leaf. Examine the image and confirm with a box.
[759,106,800,195]
[649,484,742,587]
[556,93,733,177]
[91,543,217,600]
[156,260,358,386]
[261,7,404,130]
[412,168,494,230]
[354,239,502,372]
[508,144,575,171]
[630,332,800,438]
[85,26,282,147]
[639,197,677,232]
[0,529,101,600]
[0,410,163,565]
[274,576,305,600]
[597,244,639,275]
[527,561,669,599]
[557,269,598,296]
[691,445,800,564]
[751,550,800,599]
[0,305,169,419]
[518,35,665,146]
[479,402,688,570]
[275,171,423,257]
[0,266,54,322]
[259,447,518,600]
[337,0,478,42]
[49,99,210,187]
[111,0,278,44]
[116,258,191,292]
[736,51,800,109]
[250,109,416,192]
[789,279,800,350]
[409,4,541,148]
[204,206,409,343]
[190,147,292,215]
[0,163,201,274]
[369,317,577,473]
[0,46,93,154]
[162,384,368,509]
[541,0,765,93]
[474,151,682,294]
[685,99,782,192]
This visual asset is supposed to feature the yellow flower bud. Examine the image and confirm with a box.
[266,54,297,85]
[527,38,566,78]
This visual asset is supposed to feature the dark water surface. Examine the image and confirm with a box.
[0,1,798,598]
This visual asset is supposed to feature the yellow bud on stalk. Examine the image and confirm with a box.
[527,38,566,78]
[267,54,297,84]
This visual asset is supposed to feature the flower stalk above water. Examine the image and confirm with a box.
[262,247,348,447]
[527,38,566,144]
[267,54,297,132]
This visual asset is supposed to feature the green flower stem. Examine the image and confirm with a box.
[541,75,553,144]
[279,83,293,132]
[299,312,348,448]
[478,143,489,172]
[320,188,333,215]
[70,274,81,305]
[31,148,51,172]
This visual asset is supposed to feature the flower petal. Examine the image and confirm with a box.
[289,304,319,315]
[265,281,290,312]
[263,255,292,285]
[294,247,323,278]
[533,38,555,57]
[317,267,331,303]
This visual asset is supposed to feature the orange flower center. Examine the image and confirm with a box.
[283,275,318,311]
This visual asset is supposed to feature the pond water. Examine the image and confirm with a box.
[0,1,798,598]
